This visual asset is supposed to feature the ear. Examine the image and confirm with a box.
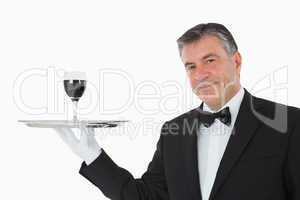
[233,51,242,74]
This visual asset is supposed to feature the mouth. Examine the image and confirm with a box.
[198,84,211,89]
[197,81,217,89]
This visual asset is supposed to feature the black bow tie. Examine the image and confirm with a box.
[197,106,231,128]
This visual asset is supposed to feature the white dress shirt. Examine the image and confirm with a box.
[197,87,245,200]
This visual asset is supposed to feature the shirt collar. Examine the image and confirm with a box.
[203,87,245,127]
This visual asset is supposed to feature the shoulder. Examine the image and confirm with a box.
[250,94,300,134]
[164,106,199,125]
[252,94,300,118]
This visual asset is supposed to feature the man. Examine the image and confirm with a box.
[55,23,300,200]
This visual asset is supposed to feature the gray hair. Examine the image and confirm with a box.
[177,23,238,56]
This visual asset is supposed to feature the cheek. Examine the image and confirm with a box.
[190,77,198,88]
[187,72,199,84]
[217,65,236,83]
[225,67,238,83]
[186,73,196,89]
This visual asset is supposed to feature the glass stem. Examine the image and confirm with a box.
[72,100,78,121]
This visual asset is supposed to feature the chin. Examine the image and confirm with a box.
[198,87,219,97]
[196,86,221,100]
[201,96,219,104]
[197,93,219,105]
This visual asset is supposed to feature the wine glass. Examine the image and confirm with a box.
[63,71,87,122]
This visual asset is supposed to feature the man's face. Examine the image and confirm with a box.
[180,35,241,109]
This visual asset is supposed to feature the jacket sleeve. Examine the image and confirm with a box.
[79,123,170,200]
[284,111,300,200]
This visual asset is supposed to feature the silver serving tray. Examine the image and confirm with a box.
[18,120,129,128]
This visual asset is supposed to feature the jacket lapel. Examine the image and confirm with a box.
[208,89,263,200]
[183,106,203,200]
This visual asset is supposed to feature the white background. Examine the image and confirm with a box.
[1,0,299,199]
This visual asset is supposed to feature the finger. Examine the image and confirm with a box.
[86,128,100,149]
[63,127,79,146]
[87,128,95,136]
[86,128,96,143]
[79,124,88,146]
[54,127,70,144]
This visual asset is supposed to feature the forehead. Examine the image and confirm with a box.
[180,35,227,61]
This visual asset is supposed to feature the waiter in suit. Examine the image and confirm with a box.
[54,23,300,200]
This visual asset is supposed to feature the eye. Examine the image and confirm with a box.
[186,65,196,70]
[206,59,215,64]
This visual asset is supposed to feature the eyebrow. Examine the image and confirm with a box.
[184,53,219,67]
[202,53,219,60]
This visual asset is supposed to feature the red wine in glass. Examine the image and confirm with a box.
[63,72,87,121]
[63,80,86,101]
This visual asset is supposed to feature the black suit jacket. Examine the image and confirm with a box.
[79,89,300,200]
